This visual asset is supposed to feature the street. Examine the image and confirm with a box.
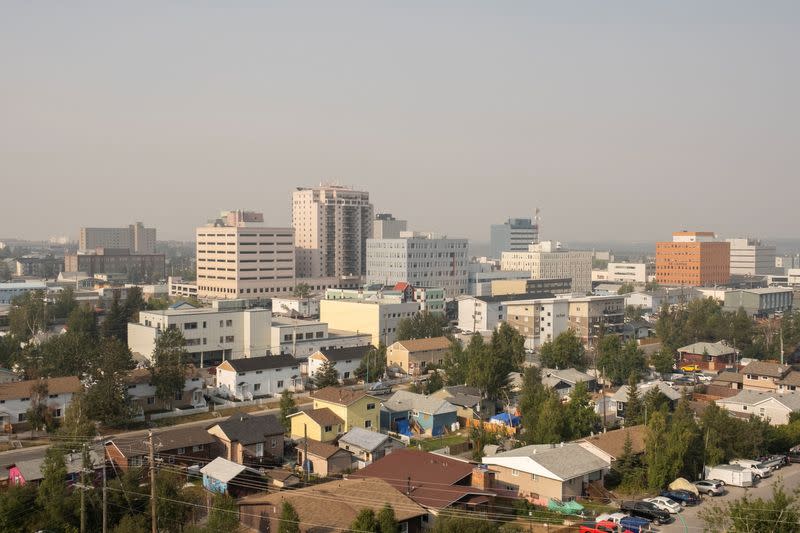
[659,463,800,532]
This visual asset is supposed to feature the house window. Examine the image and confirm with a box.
[177,447,186,455]
[531,474,537,480]
[226,320,233,327]
[49,394,58,399]
[192,445,203,452]
[254,384,261,392]
[225,336,235,343]
[343,372,350,379]
[324,425,332,432]
[54,409,62,418]
[17,413,27,422]
[256,370,263,374]
[255,442,264,457]
[271,439,278,448]
[147,397,156,405]
[174,391,182,401]
[511,469,520,477]
[277,380,284,388]
[366,403,376,410]
[365,420,372,429]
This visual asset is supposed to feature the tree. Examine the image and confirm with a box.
[86,337,136,425]
[645,410,670,490]
[124,287,146,323]
[293,283,311,299]
[102,292,128,343]
[618,283,635,295]
[0,484,38,533]
[650,349,675,375]
[699,482,800,533]
[565,381,600,439]
[66,303,99,341]
[155,470,196,533]
[52,287,77,319]
[206,492,239,531]
[490,323,526,370]
[396,311,447,341]
[279,389,298,431]
[355,343,387,382]
[58,389,96,441]
[625,304,644,322]
[597,337,646,386]
[465,334,506,401]
[26,380,54,436]
[8,290,47,341]
[314,360,340,388]
[539,330,587,371]
[426,370,444,394]
[278,501,300,533]
[624,372,643,425]
[36,446,73,530]
[150,327,188,405]
[442,340,469,386]
[431,515,499,533]
[349,508,378,532]
[376,504,399,533]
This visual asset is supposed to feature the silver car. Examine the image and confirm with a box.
[694,479,725,496]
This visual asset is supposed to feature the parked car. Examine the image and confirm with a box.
[660,490,700,506]
[620,501,672,525]
[788,449,800,463]
[730,459,772,479]
[594,514,652,533]
[680,364,701,372]
[579,521,617,533]
[757,455,788,470]
[693,479,725,496]
[644,496,682,514]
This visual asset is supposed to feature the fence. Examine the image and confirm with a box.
[463,417,518,437]
[132,405,210,422]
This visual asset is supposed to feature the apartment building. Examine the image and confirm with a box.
[489,217,539,259]
[325,284,445,314]
[505,298,570,349]
[64,250,165,284]
[293,185,374,278]
[567,295,625,343]
[606,262,655,284]
[195,211,296,300]
[490,278,572,297]
[127,299,271,366]
[457,293,554,332]
[655,231,730,286]
[500,241,592,293]
[80,222,156,254]
[319,298,419,346]
[373,213,407,239]
[365,232,469,298]
[726,238,777,276]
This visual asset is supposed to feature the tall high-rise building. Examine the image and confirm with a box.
[726,238,777,276]
[196,211,296,300]
[366,232,469,298]
[292,185,374,278]
[80,222,156,254]
[373,213,407,239]
[490,217,539,259]
[500,241,592,293]
[656,231,730,286]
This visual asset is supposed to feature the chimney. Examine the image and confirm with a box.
[471,467,494,490]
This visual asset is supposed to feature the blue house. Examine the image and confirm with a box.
[381,390,458,436]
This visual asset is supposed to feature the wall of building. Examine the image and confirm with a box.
[319,299,419,345]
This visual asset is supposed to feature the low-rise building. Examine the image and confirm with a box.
[717,390,800,426]
[167,276,198,299]
[606,262,655,284]
[0,281,49,305]
[381,390,458,436]
[289,387,380,441]
[677,341,737,371]
[288,407,345,443]
[501,241,593,294]
[105,426,218,471]
[575,425,647,464]
[65,249,165,284]
[386,337,451,375]
[491,278,572,297]
[457,292,555,333]
[337,426,403,467]
[296,439,353,477]
[319,297,419,346]
[482,443,609,502]
[610,381,681,420]
[207,413,285,467]
[567,295,625,343]
[723,287,794,318]
[215,355,303,400]
[270,316,371,358]
[504,297,570,349]
[307,345,371,382]
[0,376,81,428]
[201,456,265,497]
[128,299,271,366]
[541,368,597,398]
[624,287,701,312]
[272,296,320,317]
[741,361,794,392]
[124,367,207,414]
[432,385,494,422]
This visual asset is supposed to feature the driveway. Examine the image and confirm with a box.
[659,463,800,532]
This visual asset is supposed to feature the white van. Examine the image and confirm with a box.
[730,459,772,479]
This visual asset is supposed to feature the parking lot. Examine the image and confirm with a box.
[658,462,800,532]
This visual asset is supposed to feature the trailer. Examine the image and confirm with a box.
[706,465,754,488]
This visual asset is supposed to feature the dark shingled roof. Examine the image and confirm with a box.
[223,354,301,373]
[211,413,283,445]
[312,386,377,406]
[313,345,373,362]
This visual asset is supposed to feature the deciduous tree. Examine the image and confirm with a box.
[396,311,447,341]
[150,327,188,405]
[279,389,298,431]
[540,330,587,371]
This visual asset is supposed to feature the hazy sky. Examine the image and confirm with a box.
[2,1,798,244]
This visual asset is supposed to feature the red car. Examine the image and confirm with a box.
[579,521,621,533]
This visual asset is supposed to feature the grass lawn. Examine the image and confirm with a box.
[411,432,470,452]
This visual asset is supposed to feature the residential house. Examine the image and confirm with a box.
[677,341,737,371]
[350,449,495,515]
[717,390,800,426]
[307,345,371,382]
[207,413,285,467]
[238,478,427,533]
[338,427,404,467]
[610,381,681,420]
[575,425,647,465]
[741,361,794,392]
[381,390,458,437]
[0,376,81,429]
[124,367,207,415]
[482,443,610,502]
[214,354,304,400]
[201,456,265,497]
[707,370,745,398]
[541,368,597,399]
[263,469,301,489]
[432,385,494,423]
[289,386,380,441]
[386,337,451,376]
[296,439,353,477]
[105,425,218,471]
[6,445,104,486]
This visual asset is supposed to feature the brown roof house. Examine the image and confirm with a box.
[238,477,427,533]
[207,413,285,467]
[350,449,495,515]
[677,341,737,371]
[386,337,451,376]
[289,386,380,442]
[742,361,795,392]
[105,425,218,471]
[575,425,646,464]
[0,376,81,430]
[296,439,353,477]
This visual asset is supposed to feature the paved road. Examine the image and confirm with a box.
[659,463,800,532]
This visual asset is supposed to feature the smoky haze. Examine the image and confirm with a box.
[1,2,798,244]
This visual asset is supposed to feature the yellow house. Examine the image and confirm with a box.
[289,387,381,441]
[386,336,451,375]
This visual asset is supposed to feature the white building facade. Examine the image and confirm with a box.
[215,355,304,400]
[607,262,654,284]
[500,241,593,293]
[490,217,539,259]
[727,238,777,276]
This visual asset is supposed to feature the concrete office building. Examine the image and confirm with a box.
[500,241,592,293]
[292,185,374,278]
[607,262,654,284]
[490,278,572,297]
[365,232,469,298]
[727,238,777,276]
[373,213,407,239]
[656,231,730,286]
[723,287,794,318]
[567,295,626,343]
[270,316,371,358]
[490,218,539,259]
[457,293,554,333]
[64,250,165,283]
[195,211,296,300]
[80,222,156,254]
[127,299,271,366]
[319,298,419,346]
[505,298,570,349]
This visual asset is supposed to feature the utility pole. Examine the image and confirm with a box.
[148,430,157,533]
[80,442,87,533]
[102,446,108,533]
[303,424,309,484]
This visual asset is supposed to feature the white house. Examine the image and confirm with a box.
[307,346,372,382]
[717,390,800,426]
[124,368,207,414]
[0,376,81,428]
[215,355,304,400]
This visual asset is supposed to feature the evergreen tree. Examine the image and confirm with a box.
[102,292,128,343]
[155,470,196,533]
[36,447,73,530]
[314,360,340,388]
[597,336,646,385]
[645,410,670,490]
[466,333,508,401]
[349,508,378,532]
[376,504,399,533]
[86,337,136,425]
[395,311,447,341]
[539,330,587,371]
[52,287,77,319]
[650,349,676,375]
[279,389,298,432]
[442,339,469,386]
[150,327,188,405]
[279,501,301,533]
[699,483,800,533]
[425,370,444,394]
[66,303,99,341]
[624,372,643,425]
[26,380,54,436]
[490,322,526,370]
[206,492,239,531]
[124,286,146,323]
[565,381,600,439]
[0,484,38,533]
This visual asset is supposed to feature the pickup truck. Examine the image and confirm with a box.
[620,500,672,525]
[730,459,772,479]
[757,455,788,471]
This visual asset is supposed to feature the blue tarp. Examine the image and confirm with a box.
[395,419,412,436]
[490,413,521,427]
